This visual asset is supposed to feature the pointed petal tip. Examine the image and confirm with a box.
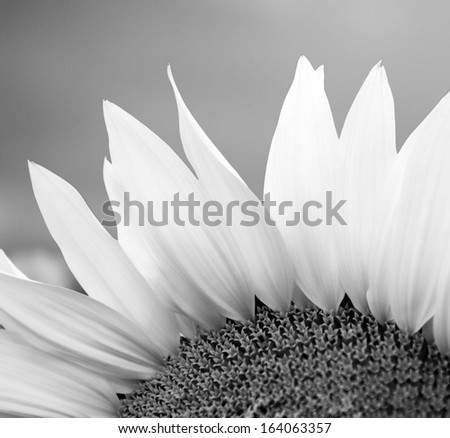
[103,99,114,113]
[361,61,390,90]
[102,101,133,131]
[293,56,324,86]
[28,161,47,180]
[102,99,112,112]
[167,65,182,103]
[368,60,384,76]
[103,100,138,124]
[296,55,313,70]
[103,99,124,115]
[28,161,61,183]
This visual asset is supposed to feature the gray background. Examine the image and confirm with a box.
[1,0,450,281]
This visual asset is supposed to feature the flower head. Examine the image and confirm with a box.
[2,56,450,417]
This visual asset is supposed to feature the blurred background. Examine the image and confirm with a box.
[1,0,450,286]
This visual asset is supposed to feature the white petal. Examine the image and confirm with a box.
[264,56,342,311]
[104,159,191,345]
[103,101,255,325]
[0,332,118,417]
[167,66,294,311]
[337,62,396,313]
[0,272,164,389]
[29,162,179,355]
[368,91,450,331]
[102,158,160,290]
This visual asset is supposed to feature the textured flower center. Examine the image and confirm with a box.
[120,305,450,417]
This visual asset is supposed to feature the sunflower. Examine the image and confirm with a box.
[1,56,450,417]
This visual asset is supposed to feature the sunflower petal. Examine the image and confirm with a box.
[102,158,160,289]
[0,332,118,417]
[29,162,179,355]
[264,56,342,311]
[337,62,396,313]
[368,91,450,331]
[167,66,294,311]
[0,271,165,389]
[103,100,255,325]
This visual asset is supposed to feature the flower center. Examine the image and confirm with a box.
[119,304,450,417]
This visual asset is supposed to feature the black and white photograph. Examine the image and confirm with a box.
[1,0,450,434]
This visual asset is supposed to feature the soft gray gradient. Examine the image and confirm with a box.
[1,0,450,278]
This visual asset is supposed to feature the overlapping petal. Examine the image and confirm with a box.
[264,56,342,311]
[368,91,450,334]
[0,270,164,391]
[103,86,294,325]
[337,62,396,313]
[103,101,252,326]
[0,332,118,417]
[168,66,294,311]
[29,162,179,355]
